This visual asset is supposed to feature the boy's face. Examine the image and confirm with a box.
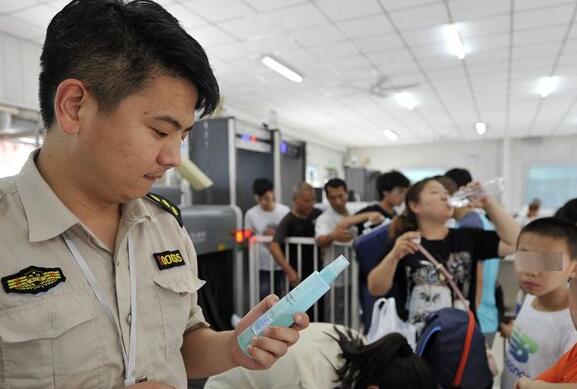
[384,186,408,206]
[256,191,275,212]
[516,232,576,297]
[326,186,348,214]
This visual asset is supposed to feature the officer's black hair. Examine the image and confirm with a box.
[39,0,219,129]
[330,327,435,389]
[444,168,473,188]
[253,178,274,197]
[376,170,410,200]
[520,217,577,259]
[324,178,347,195]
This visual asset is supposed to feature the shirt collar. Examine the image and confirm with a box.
[16,149,79,242]
[17,150,155,242]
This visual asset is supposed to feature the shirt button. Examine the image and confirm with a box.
[179,292,187,297]
[127,313,132,324]
[136,376,148,383]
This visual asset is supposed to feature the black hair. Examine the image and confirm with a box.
[324,178,347,194]
[376,170,410,200]
[444,168,472,188]
[520,217,577,259]
[39,0,219,129]
[389,177,437,239]
[330,327,435,389]
[253,178,273,197]
[555,198,577,225]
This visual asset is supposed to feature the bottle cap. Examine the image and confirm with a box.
[320,255,350,284]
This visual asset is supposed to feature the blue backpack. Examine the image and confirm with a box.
[353,224,393,331]
[416,308,493,389]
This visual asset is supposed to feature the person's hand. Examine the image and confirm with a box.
[514,377,547,389]
[367,212,385,225]
[464,181,492,209]
[230,294,310,370]
[391,231,421,261]
[286,268,300,287]
[263,228,276,236]
[500,321,514,339]
[331,226,354,242]
[125,382,175,388]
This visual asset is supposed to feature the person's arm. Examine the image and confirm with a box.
[181,296,309,378]
[484,198,520,252]
[515,377,577,389]
[271,216,300,285]
[337,212,384,229]
[316,227,353,248]
[367,231,420,296]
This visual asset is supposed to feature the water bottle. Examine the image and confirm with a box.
[448,177,505,207]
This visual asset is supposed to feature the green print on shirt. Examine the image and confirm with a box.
[509,327,539,363]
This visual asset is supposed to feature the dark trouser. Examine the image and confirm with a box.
[259,270,286,300]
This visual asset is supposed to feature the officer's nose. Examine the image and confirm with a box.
[158,139,181,168]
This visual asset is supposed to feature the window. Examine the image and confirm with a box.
[402,168,445,184]
[526,164,577,209]
[0,141,36,178]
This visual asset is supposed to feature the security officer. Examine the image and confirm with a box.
[0,1,308,388]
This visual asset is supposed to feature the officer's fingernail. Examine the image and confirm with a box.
[251,336,258,345]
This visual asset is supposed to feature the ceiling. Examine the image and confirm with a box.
[1,0,577,148]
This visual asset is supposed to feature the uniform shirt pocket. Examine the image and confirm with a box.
[0,290,104,389]
[152,270,205,357]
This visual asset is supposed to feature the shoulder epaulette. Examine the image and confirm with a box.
[145,193,183,228]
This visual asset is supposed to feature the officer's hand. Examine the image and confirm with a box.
[230,294,309,370]
[125,382,175,389]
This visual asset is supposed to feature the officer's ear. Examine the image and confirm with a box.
[53,79,89,135]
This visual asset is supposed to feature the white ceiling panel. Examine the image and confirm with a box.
[1,0,577,146]
[389,2,448,31]
[265,3,326,31]
[337,15,394,39]
[180,0,253,22]
[315,0,382,22]
[353,33,404,53]
[290,24,345,46]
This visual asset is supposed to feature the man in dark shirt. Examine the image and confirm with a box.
[270,182,322,286]
[356,170,410,235]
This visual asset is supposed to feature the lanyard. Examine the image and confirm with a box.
[63,231,137,386]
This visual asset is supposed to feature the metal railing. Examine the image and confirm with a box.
[248,235,360,330]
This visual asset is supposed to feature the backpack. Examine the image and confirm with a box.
[416,308,493,389]
[414,244,493,389]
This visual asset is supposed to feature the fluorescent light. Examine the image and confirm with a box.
[475,122,487,135]
[537,76,558,98]
[445,24,466,60]
[395,92,417,111]
[383,129,399,140]
[261,55,303,83]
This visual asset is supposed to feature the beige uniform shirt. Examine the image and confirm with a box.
[204,323,356,389]
[0,151,208,389]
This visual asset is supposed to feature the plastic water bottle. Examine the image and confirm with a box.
[448,177,505,207]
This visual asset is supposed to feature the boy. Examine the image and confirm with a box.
[504,218,577,388]
[245,178,290,299]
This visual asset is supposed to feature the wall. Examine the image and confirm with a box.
[350,134,577,213]
[0,32,41,110]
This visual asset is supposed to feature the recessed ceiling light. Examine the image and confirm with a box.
[475,122,487,135]
[261,55,303,83]
[394,92,417,111]
[445,24,466,60]
[536,76,558,98]
[383,129,399,140]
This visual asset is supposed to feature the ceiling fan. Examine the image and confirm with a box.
[334,75,419,98]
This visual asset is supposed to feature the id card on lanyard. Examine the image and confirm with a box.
[63,231,138,386]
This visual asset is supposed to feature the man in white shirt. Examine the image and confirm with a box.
[245,178,290,299]
[315,178,383,323]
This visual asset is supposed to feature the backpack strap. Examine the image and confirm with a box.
[452,310,476,387]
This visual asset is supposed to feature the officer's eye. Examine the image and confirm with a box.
[152,128,168,138]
